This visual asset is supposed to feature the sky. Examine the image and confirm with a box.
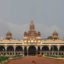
[0,0,64,39]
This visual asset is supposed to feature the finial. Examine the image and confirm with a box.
[30,18,34,25]
[29,19,35,32]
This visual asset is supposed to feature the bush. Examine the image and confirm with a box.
[46,54,64,58]
[0,56,9,62]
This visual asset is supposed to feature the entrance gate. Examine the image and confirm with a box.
[28,46,36,55]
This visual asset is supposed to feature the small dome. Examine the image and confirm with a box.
[6,32,13,40]
[38,32,41,36]
[52,31,58,36]
[6,32,12,36]
[24,32,28,36]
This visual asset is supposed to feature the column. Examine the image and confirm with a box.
[5,46,7,56]
[49,45,51,55]
[22,46,24,56]
[40,46,42,55]
[35,46,38,55]
[14,46,16,56]
[27,46,29,56]
[57,45,60,55]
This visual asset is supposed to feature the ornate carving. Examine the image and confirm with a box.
[24,20,41,39]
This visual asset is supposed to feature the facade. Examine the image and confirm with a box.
[0,21,64,56]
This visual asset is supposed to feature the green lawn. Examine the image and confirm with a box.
[46,55,64,58]
[0,56,9,62]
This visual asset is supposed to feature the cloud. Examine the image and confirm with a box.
[0,18,63,39]
[36,22,62,38]
[0,0,64,39]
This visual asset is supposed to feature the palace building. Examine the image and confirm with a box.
[0,20,64,56]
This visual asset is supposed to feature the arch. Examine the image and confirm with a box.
[37,46,40,54]
[28,46,36,55]
[59,46,64,51]
[42,46,49,51]
[0,46,5,51]
[24,47,27,56]
[15,46,23,51]
[7,46,14,51]
[50,45,58,51]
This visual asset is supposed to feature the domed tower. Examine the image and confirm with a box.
[23,20,41,40]
[24,32,28,36]
[6,32,13,40]
[38,32,41,36]
[52,31,59,40]
[24,32,28,39]
[29,20,35,32]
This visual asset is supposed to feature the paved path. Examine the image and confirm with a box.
[7,56,64,64]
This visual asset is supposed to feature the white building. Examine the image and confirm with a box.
[0,21,64,56]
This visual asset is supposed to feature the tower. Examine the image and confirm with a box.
[24,20,41,39]
[29,20,35,32]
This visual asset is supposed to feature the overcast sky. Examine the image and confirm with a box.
[0,0,64,39]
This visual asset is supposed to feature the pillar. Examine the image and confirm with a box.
[40,46,42,54]
[35,46,38,54]
[5,46,7,56]
[57,45,60,55]
[27,46,29,56]
[37,46,40,54]
[22,46,24,56]
[14,46,16,56]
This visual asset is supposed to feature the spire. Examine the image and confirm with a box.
[29,20,35,31]
[24,19,41,39]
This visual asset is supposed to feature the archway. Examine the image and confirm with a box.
[15,46,23,51]
[37,46,40,54]
[50,45,58,51]
[50,45,58,55]
[24,47,27,56]
[7,46,14,51]
[0,46,5,51]
[59,46,64,51]
[42,46,49,55]
[28,46,36,55]
[15,46,23,55]
[42,46,49,51]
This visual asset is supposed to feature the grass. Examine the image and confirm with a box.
[0,54,64,62]
[0,56,9,62]
[45,54,64,58]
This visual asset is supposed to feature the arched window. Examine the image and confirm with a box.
[50,45,58,51]
[42,46,49,51]
[59,46,64,51]
[0,46,5,51]
[7,46,14,51]
[15,46,23,51]
[28,46,36,55]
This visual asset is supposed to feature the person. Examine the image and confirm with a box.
[32,60,36,64]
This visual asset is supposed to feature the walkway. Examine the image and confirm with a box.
[7,56,64,64]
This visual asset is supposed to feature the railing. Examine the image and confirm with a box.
[41,51,64,55]
[0,51,64,55]
[0,51,24,56]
